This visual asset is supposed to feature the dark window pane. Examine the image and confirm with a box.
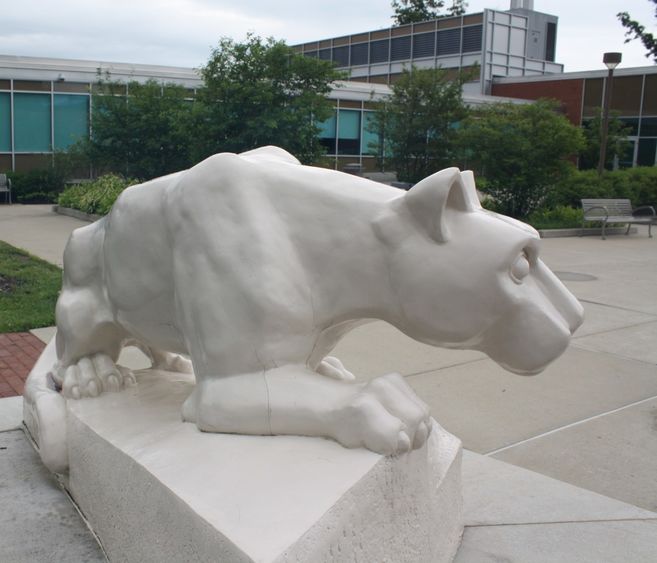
[350,43,369,66]
[0,154,11,172]
[643,74,657,115]
[610,75,642,116]
[413,32,435,58]
[462,25,482,53]
[337,109,360,155]
[546,22,556,61]
[390,36,411,61]
[304,51,318,58]
[437,28,461,55]
[318,49,332,61]
[637,138,656,166]
[640,117,657,136]
[620,117,640,136]
[332,46,349,67]
[582,78,603,118]
[370,39,390,63]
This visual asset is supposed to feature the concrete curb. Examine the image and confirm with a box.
[538,227,637,239]
[52,205,102,223]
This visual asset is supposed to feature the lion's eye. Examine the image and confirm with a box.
[510,253,530,284]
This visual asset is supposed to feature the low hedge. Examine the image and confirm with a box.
[58,174,138,216]
[7,168,66,204]
[549,167,657,209]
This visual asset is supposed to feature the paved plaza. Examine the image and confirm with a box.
[0,203,656,561]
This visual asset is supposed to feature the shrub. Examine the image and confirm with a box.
[549,167,657,209]
[7,168,66,204]
[58,174,138,215]
[526,206,585,229]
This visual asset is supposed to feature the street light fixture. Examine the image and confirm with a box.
[597,52,622,175]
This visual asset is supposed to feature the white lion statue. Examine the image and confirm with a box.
[25,146,583,471]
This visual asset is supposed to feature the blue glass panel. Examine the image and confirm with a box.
[362,112,379,155]
[0,93,10,151]
[14,93,51,152]
[317,111,336,138]
[54,94,89,149]
[338,110,360,155]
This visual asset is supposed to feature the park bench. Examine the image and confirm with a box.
[581,198,655,239]
[0,174,11,204]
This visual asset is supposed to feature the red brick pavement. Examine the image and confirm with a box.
[0,332,46,398]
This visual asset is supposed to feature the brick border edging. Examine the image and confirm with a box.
[52,205,102,223]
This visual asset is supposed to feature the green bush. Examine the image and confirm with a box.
[526,206,585,229]
[8,168,66,203]
[58,174,138,215]
[549,167,657,209]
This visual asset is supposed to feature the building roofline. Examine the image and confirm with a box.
[493,65,657,84]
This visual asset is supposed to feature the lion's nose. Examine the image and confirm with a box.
[536,260,584,335]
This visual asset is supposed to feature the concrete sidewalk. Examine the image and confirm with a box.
[1,203,656,561]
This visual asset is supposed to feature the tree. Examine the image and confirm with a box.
[368,66,469,183]
[618,0,657,62]
[83,78,194,180]
[456,99,585,219]
[191,35,343,164]
[579,112,631,171]
[392,0,468,25]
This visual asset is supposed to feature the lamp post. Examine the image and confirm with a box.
[597,52,622,176]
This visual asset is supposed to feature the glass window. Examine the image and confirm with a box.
[637,138,656,166]
[582,78,603,118]
[642,74,657,115]
[610,76,642,116]
[620,117,640,136]
[391,36,411,61]
[462,25,483,53]
[437,28,461,56]
[0,93,10,152]
[640,117,657,137]
[413,32,435,58]
[14,93,51,152]
[337,109,360,155]
[370,40,390,64]
[332,46,349,67]
[317,111,336,154]
[318,49,331,61]
[54,94,89,150]
[350,43,369,66]
[361,111,379,155]
[304,51,318,58]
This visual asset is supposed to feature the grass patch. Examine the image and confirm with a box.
[0,241,62,332]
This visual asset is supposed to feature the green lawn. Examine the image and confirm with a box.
[0,241,62,333]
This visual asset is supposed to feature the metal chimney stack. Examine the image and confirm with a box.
[510,0,535,9]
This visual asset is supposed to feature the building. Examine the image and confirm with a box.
[492,66,657,167]
[292,0,562,96]
[0,55,202,174]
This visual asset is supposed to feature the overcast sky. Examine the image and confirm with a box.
[1,0,655,73]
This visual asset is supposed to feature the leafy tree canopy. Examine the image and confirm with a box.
[618,0,657,62]
[192,34,344,164]
[579,112,632,171]
[456,99,585,219]
[83,78,193,180]
[369,66,470,183]
[392,0,468,25]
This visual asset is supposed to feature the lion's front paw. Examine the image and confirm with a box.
[333,373,431,455]
[317,356,355,381]
[52,353,136,399]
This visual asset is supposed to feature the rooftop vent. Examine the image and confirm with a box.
[510,0,534,9]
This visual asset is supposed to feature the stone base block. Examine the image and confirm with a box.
[37,366,463,562]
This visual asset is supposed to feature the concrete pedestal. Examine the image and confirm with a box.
[30,366,463,562]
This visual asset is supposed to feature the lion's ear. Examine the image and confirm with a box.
[404,168,479,242]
